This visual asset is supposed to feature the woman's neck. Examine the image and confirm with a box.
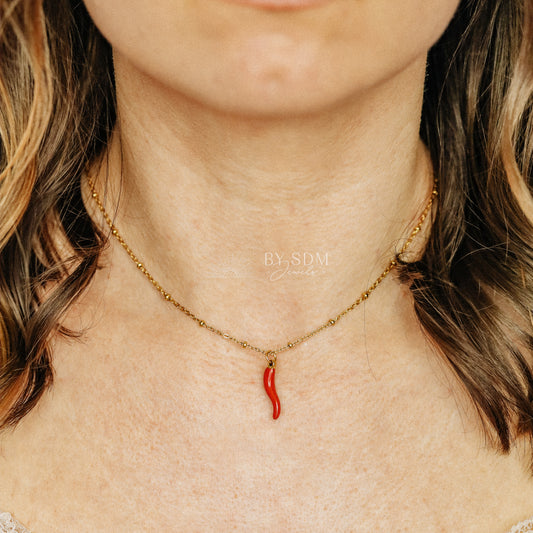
[88,52,433,340]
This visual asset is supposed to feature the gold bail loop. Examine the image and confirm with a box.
[265,351,277,368]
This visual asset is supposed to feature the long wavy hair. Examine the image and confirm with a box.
[1,0,533,466]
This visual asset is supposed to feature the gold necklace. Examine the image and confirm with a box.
[87,176,437,420]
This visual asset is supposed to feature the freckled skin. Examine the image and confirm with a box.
[1,1,533,531]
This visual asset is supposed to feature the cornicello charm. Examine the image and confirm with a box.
[263,352,280,420]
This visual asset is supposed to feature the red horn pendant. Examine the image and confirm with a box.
[263,360,280,420]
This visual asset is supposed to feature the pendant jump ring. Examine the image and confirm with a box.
[265,350,277,367]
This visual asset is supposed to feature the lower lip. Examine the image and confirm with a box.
[220,0,331,9]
